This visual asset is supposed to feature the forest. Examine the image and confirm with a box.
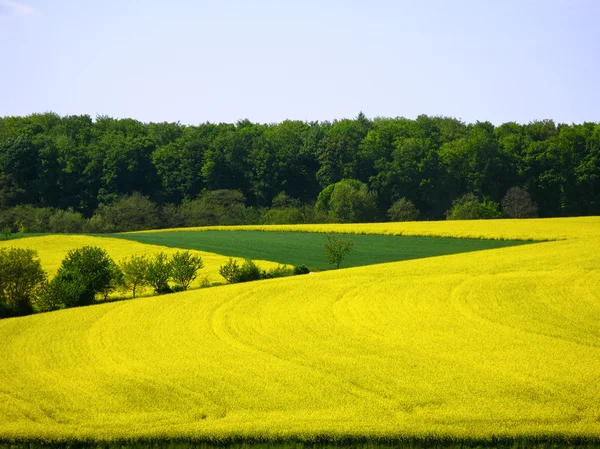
[0,112,598,231]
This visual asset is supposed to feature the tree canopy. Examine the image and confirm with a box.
[0,112,598,223]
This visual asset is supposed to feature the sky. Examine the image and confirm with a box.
[0,0,599,125]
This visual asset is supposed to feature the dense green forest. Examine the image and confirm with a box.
[0,112,598,231]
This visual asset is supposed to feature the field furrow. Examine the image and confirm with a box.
[1,219,599,441]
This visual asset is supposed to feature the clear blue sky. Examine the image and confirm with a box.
[1,0,598,125]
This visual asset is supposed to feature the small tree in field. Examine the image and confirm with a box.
[120,255,151,298]
[219,258,240,283]
[218,258,263,284]
[53,246,116,307]
[146,252,173,294]
[171,251,204,290]
[502,186,538,218]
[0,247,46,317]
[324,234,354,269]
[100,259,124,300]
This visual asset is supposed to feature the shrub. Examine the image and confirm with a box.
[219,258,241,283]
[243,206,268,225]
[388,197,419,221]
[219,258,263,283]
[180,190,246,226]
[170,250,204,290]
[293,264,310,275]
[0,226,11,240]
[48,208,86,233]
[53,246,117,307]
[119,255,151,298]
[263,265,294,279]
[324,234,355,269]
[100,260,124,300]
[84,214,111,233]
[0,247,47,317]
[34,279,77,313]
[0,205,55,233]
[502,187,538,218]
[199,276,211,288]
[160,203,185,229]
[271,192,301,209]
[316,179,378,223]
[237,259,263,283]
[92,192,160,232]
[446,193,502,220]
[146,252,173,294]
[261,207,305,224]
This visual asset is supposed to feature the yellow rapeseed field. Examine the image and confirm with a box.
[136,215,600,241]
[0,218,599,441]
[0,235,284,295]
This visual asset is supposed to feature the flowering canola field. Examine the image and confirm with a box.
[0,235,283,293]
[0,217,599,442]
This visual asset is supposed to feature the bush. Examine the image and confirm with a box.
[316,179,378,223]
[34,278,77,313]
[219,258,263,283]
[261,193,304,224]
[180,190,246,227]
[52,246,118,307]
[160,203,185,229]
[170,250,204,290]
[293,264,310,275]
[263,265,294,279]
[388,197,419,221]
[49,208,86,233]
[271,192,301,209]
[219,258,240,283]
[0,226,11,240]
[99,259,124,300]
[0,205,55,233]
[199,276,211,288]
[261,207,305,224]
[502,186,538,218]
[0,247,47,317]
[171,284,185,293]
[119,255,150,298]
[446,193,502,220]
[84,214,110,233]
[92,192,160,232]
[237,259,263,283]
[146,252,173,294]
[323,234,355,269]
[243,206,268,225]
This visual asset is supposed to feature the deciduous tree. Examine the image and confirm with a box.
[323,234,355,269]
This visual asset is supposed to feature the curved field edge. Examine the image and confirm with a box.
[1,218,599,441]
[113,231,532,271]
[0,235,286,291]
[125,216,600,241]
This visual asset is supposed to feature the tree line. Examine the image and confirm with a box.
[0,245,310,319]
[0,112,598,229]
[0,246,206,318]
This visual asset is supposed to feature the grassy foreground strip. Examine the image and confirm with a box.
[114,231,529,271]
[0,235,284,292]
[0,218,599,442]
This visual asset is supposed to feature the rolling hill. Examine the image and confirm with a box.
[1,218,599,442]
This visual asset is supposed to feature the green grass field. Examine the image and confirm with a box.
[114,231,530,270]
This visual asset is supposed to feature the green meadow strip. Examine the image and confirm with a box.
[112,231,532,271]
